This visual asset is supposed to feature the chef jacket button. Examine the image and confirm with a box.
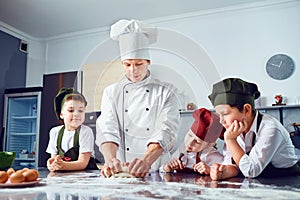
[125,90,128,93]
[146,108,149,111]
[146,128,150,131]
[125,129,128,132]
[126,147,130,151]
[125,109,128,112]
[146,89,149,92]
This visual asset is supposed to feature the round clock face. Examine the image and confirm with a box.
[266,54,295,80]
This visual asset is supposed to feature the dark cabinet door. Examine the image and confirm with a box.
[84,112,104,164]
[38,71,79,167]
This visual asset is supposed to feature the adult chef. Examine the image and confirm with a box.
[96,19,181,178]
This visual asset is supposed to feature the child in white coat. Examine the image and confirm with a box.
[208,78,300,180]
[161,108,224,175]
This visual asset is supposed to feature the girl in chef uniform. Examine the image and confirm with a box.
[208,78,300,180]
[96,19,181,178]
[46,88,98,171]
[161,108,224,175]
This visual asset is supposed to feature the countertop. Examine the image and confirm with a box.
[0,168,300,200]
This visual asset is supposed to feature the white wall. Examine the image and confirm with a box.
[26,0,300,109]
[26,39,46,86]
[153,1,300,107]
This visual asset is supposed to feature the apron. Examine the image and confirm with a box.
[56,126,98,170]
[233,112,300,177]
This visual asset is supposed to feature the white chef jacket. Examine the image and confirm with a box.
[46,125,96,157]
[159,142,224,172]
[96,73,181,170]
[180,147,223,169]
[222,111,299,178]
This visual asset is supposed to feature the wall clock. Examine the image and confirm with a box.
[266,54,295,80]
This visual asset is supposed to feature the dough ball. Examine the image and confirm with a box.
[23,169,39,182]
[17,167,29,174]
[6,168,15,176]
[9,172,25,183]
[111,166,135,178]
[0,171,9,183]
[112,172,135,178]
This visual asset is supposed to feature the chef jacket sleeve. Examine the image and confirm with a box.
[222,143,233,165]
[95,87,121,150]
[221,142,239,173]
[202,147,224,167]
[146,88,180,152]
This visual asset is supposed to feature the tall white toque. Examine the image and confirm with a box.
[110,19,157,61]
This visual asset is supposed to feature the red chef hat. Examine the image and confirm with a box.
[190,108,225,143]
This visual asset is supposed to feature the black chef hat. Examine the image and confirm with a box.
[54,88,87,120]
[208,78,260,108]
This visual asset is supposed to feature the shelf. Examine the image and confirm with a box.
[12,96,37,101]
[179,106,300,126]
[258,105,300,125]
[257,105,300,110]
[10,132,36,136]
[15,158,35,161]
[12,116,37,120]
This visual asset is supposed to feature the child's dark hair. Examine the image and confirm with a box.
[229,103,256,116]
[54,88,87,120]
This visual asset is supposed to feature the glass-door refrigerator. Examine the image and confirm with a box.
[2,87,42,169]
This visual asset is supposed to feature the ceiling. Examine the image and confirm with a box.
[0,0,265,39]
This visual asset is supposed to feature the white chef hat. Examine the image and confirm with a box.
[110,19,157,61]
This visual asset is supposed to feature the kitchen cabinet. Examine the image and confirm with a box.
[257,105,300,132]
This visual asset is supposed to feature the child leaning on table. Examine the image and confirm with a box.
[46,88,98,171]
[161,108,224,175]
[208,78,300,180]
